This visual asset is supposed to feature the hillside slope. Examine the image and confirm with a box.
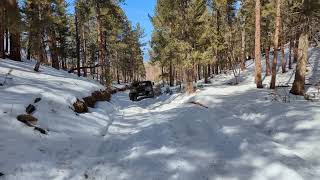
[0,59,116,179]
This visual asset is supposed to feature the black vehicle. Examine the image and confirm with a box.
[129,81,154,101]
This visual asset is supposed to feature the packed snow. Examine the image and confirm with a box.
[0,47,320,180]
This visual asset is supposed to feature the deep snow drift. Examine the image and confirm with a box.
[0,47,320,180]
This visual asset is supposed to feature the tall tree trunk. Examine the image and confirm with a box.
[5,28,8,54]
[293,32,299,63]
[281,26,286,73]
[197,64,201,81]
[290,32,308,95]
[169,59,174,86]
[96,4,109,88]
[48,29,59,70]
[254,0,263,88]
[281,41,286,73]
[27,46,31,60]
[9,32,21,61]
[204,65,209,84]
[0,5,5,59]
[116,68,120,84]
[265,45,271,76]
[75,7,81,77]
[161,65,164,86]
[115,51,120,84]
[8,0,21,61]
[81,25,87,77]
[41,32,48,63]
[207,64,211,78]
[4,3,8,55]
[216,9,221,76]
[241,21,246,70]
[215,64,219,75]
[270,0,281,89]
[289,37,293,69]
[186,68,194,94]
[38,33,45,62]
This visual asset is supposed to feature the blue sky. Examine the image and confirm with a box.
[121,0,156,60]
[66,0,156,60]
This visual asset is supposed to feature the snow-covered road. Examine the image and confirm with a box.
[83,84,320,180]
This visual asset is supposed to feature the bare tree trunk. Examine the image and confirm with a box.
[280,18,286,73]
[241,22,246,70]
[254,0,263,88]
[169,59,174,86]
[186,69,194,94]
[265,45,271,76]
[5,28,8,54]
[48,29,59,69]
[293,32,299,63]
[41,32,48,63]
[281,41,286,73]
[116,68,120,84]
[197,64,201,81]
[37,33,45,63]
[281,25,286,73]
[9,32,21,61]
[0,5,5,59]
[75,7,81,77]
[204,65,209,83]
[290,32,308,95]
[26,31,32,60]
[215,64,219,75]
[96,4,110,88]
[270,0,281,89]
[81,25,87,77]
[8,0,21,61]
[289,37,293,69]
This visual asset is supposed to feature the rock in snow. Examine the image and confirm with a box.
[73,99,88,113]
[16,114,38,127]
[26,104,36,114]
[34,97,42,103]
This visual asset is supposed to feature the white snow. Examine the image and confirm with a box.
[1,47,320,180]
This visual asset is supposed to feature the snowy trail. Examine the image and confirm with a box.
[78,85,319,180]
[83,47,320,180]
[91,47,320,179]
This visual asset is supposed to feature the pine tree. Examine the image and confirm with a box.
[24,0,47,64]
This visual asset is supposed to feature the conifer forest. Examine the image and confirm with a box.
[0,0,320,179]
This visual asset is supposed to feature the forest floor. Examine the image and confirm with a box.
[0,47,320,180]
